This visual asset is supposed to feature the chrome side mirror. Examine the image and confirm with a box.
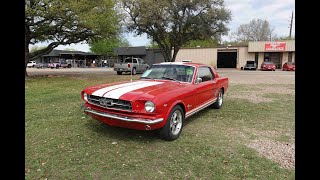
[195,77,202,84]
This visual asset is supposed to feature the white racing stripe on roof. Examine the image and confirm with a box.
[103,81,163,99]
[92,81,146,97]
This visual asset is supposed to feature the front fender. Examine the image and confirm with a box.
[163,100,187,122]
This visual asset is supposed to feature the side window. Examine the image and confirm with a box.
[197,67,215,82]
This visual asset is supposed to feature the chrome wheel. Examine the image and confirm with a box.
[218,91,223,106]
[170,110,182,136]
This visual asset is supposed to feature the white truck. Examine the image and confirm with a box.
[113,57,149,75]
[27,61,37,68]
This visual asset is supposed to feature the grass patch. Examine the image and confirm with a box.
[26,75,295,179]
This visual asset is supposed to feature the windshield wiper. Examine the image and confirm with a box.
[161,76,178,82]
[140,77,154,80]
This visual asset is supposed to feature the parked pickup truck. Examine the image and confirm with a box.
[113,57,149,75]
[48,60,72,69]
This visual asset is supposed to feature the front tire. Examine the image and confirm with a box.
[160,105,184,141]
[117,71,122,75]
[212,89,224,109]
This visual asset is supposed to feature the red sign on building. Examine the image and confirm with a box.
[265,42,286,51]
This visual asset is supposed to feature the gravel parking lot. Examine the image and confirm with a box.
[27,67,295,84]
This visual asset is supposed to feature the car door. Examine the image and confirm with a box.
[193,66,217,109]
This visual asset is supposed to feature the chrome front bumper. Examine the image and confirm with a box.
[81,105,164,125]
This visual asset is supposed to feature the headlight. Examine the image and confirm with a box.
[83,92,88,102]
[145,101,155,113]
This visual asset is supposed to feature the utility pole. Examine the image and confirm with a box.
[289,11,293,39]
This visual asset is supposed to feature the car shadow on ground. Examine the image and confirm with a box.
[83,106,213,142]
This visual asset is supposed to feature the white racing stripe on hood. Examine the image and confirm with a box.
[103,81,163,99]
[92,81,146,97]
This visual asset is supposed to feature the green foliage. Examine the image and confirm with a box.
[275,36,295,40]
[183,38,220,48]
[122,0,231,62]
[30,45,46,53]
[222,40,249,46]
[25,0,121,66]
[89,37,131,56]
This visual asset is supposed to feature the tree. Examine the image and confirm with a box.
[183,38,220,48]
[29,45,46,53]
[231,18,277,42]
[89,37,131,56]
[25,0,120,76]
[275,36,295,40]
[122,0,231,62]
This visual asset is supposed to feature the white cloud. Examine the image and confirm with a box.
[30,0,295,51]
[223,0,295,40]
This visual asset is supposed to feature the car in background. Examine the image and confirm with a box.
[261,61,276,71]
[282,62,295,71]
[36,63,49,68]
[113,57,149,75]
[243,60,257,70]
[81,62,229,141]
[27,61,37,68]
[48,60,72,69]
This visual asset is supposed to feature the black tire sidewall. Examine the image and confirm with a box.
[160,105,184,141]
[212,89,223,109]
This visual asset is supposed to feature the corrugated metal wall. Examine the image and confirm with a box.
[175,48,217,67]
[175,46,254,69]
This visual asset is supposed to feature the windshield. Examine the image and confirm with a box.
[122,58,137,63]
[140,64,195,83]
[263,62,274,64]
[246,61,255,64]
[287,62,295,65]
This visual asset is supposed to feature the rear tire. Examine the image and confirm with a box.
[117,71,122,75]
[212,89,224,109]
[160,105,184,141]
[68,64,71,68]
[132,68,136,75]
[56,65,60,69]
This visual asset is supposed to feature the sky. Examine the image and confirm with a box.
[30,0,295,52]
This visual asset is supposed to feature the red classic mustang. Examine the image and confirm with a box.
[81,62,228,141]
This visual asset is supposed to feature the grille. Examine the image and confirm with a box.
[88,95,132,111]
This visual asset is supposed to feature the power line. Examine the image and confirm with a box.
[289,11,294,39]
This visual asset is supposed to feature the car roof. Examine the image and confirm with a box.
[158,62,207,67]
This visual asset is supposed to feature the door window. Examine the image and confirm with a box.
[197,67,215,82]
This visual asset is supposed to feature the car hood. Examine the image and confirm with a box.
[84,80,186,101]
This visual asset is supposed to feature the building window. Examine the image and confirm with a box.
[288,52,292,62]
[255,52,259,64]
[264,53,270,62]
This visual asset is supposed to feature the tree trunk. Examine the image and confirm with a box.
[25,43,29,77]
